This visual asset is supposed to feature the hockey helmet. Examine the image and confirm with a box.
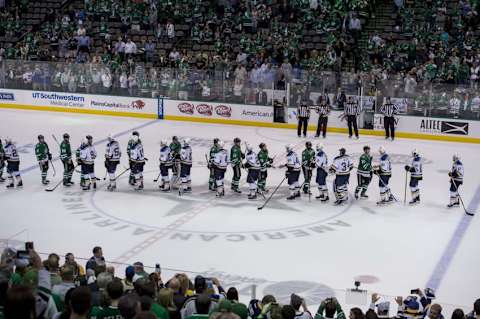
[363,145,370,152]
[306,141,312,148]
[63,133,70,139]
[234,137,241,144]
[132,135,139,143]
[339,147,346,155]
[172,136,178,142]
[452,153,460,161]
[213,138,220,144]
[285,144,293,152]
[316,143,324,151]
[86,135,93,140]
[245,143,252,151]
[107,133,114,141]
[183,138,191,146]
[259,143,266,150]
[218,140,225,149]
[160,139,168,146]
[132,131,139,137]
[379,146,386,154]
[38,134,44,140]
[412,148,419,157]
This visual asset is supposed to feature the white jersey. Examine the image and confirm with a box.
[159,145,172,165]
[286,151,301,171]
[246,150,260,169]
[4,143,19,162]
[180,145,192,165]
[130,142,145,162]
[315,151,328,171]
[379,153,392,175]
[410,155,422,178]
[105,140,121,162]
[214,149,230,169]
[451,160,464,182]
[80,145,97,164]
[332,155,353,175]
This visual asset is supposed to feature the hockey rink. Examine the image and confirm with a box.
[1,109,480,312]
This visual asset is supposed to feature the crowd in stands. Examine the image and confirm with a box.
[0,245,479,319]
[1,0,480,117]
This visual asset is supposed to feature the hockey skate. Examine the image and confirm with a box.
[42,179,50,185]
[0,177,5,183]
[216,189,225,197]
[321,195,329,202]
[409,196,420,205]
[232,187,242,194]
[93,182,97,190]
[447,200,460,208]
[6,183,14,189]
[16,180,22,188]
[82,184,90,191]
[286,194,296,200]
[135,182,144,191]
[354,190,359,199]
[248,193,257,200]
[360,192,368,199]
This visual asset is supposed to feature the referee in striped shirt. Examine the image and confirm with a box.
[344,96,360,139]
[297,97,311,138]
[315,94,330,138]
[380,97,398,140]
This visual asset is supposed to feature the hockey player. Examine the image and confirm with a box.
[245,143,260,199]
[330,148,353,205]
[258,143,273,194]
[213,140,229,197]
[4,137,22,188]
[355,145,373,199]
[447,154,464,208]
[405,149,422,204]
[170,136,181,188]
[79,135,97,191]
[60,133,74,186]
[208,138,220,191]
[374,146,393,205]
[159,140,172,191]
[285,145,301,200]
[179,138,192,194]
[315,144,329,202]
[301,141,316,194]
[35,135,52,185]
[105,134,121,191]
[127,131,140,185]
[130,134,145,190]
[0,138,5,182]
[230,137,245,193]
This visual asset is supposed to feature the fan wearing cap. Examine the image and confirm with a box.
[105,134,122,191]
[79,135,97,191]
[373,146,393,205]
[3,137,23,189]
[257,143,273,194]
[315,144,329,202]
[213,140,230,197]
[301,141,316,195]
[127,131,140,185]
[208,138,221,191]
[60,133,75,187]
[0,138,5,183]
[130,134,146,190]
[355,145,373,200]
[447,153,464,208]
[179,138,193,194]
[329,148,353,205]
[404,149,423,205]
[285,144,302,200]
[35,134,52,185]
[230,137,245,194]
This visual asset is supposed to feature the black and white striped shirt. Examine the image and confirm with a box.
[380,102,398,117]
[344,102,360,116]
[316,104,330,116]
[297,102,310,118]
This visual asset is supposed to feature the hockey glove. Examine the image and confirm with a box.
[285,171,290,178]
[48,153,52,160]
[404,165,410,171]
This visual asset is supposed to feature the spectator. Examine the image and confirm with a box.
[167,276,187,312]
[119,294,141,319]
[91,272,113,306]
[69,287,91,319]
[428,304,445,319]
[314,297,345,319]
[158,288,179,319]
[52,266,76,302]
[210,300,240,319]
[452,309,465,319]
[291,294,312,319]
[183,293,212,319]
[125,38,137,60]
[135,278,169,319]
[166,21,175,41]
[4,285,36,319]
[62,253,85,280]
[226,287,239,303]
[350,308,364,319]
[90,278,123,318]
[467,299,480,319]
[86,247,105,271]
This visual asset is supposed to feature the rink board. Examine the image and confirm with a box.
[1,89,479,143]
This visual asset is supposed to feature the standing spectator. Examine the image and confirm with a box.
[145,39,155,63]
[158,288,179,319]
[69,287,91,319]
[344,96,360,139]
[335,89,347,110]
[4,285,36,319]
[86,246,105,271]
[101,70,113,94]
[348,13,362,45]
[380,97,398,141]
[297,96,311,138]
[125,38,137,61]
[62,253,85,279]
[167,20,175,41]
[452,309,465,319]
[467,299,480,319]
[90,279,123,318]
[52,266,76,302]
[350,308,365,319]
[314,297,345,319]
[167,277,187,312]
[114,37,126,61]
[290,294,312,319]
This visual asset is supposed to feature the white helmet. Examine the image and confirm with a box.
[160,139,168,146]
[316,143,324,151]
[218,140,225,149]
[107,133,114,141]
[453,153,460,161]
[245,143,252,151]
[285,144,293,152]
[412,148,419,157]
[132,135,139,142]
[182,138,191,146]
[379,146,386,154]
[4,137,11,144]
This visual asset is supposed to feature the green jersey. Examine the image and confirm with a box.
[127,139,141,159]
[357,153,372,177]
[0,141,4,159]
[302,148,315,167]
[209,145,219,161]
[60,141,72,161]
[35,142,50,161]
[230,145,244,166]
[258,149,273,171]
[170,141,181,159]
[90,305,122,319]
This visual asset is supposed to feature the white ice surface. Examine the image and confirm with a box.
[1,109,479,314]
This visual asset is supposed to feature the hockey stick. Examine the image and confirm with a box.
[404,170,408,205]
[49,160,56,177]
[153,171,162,182]
[450,177,473,216]
[258,176,287,211]
[51,134,60,147]
[113,167,130,181]
[45,179,63,192]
